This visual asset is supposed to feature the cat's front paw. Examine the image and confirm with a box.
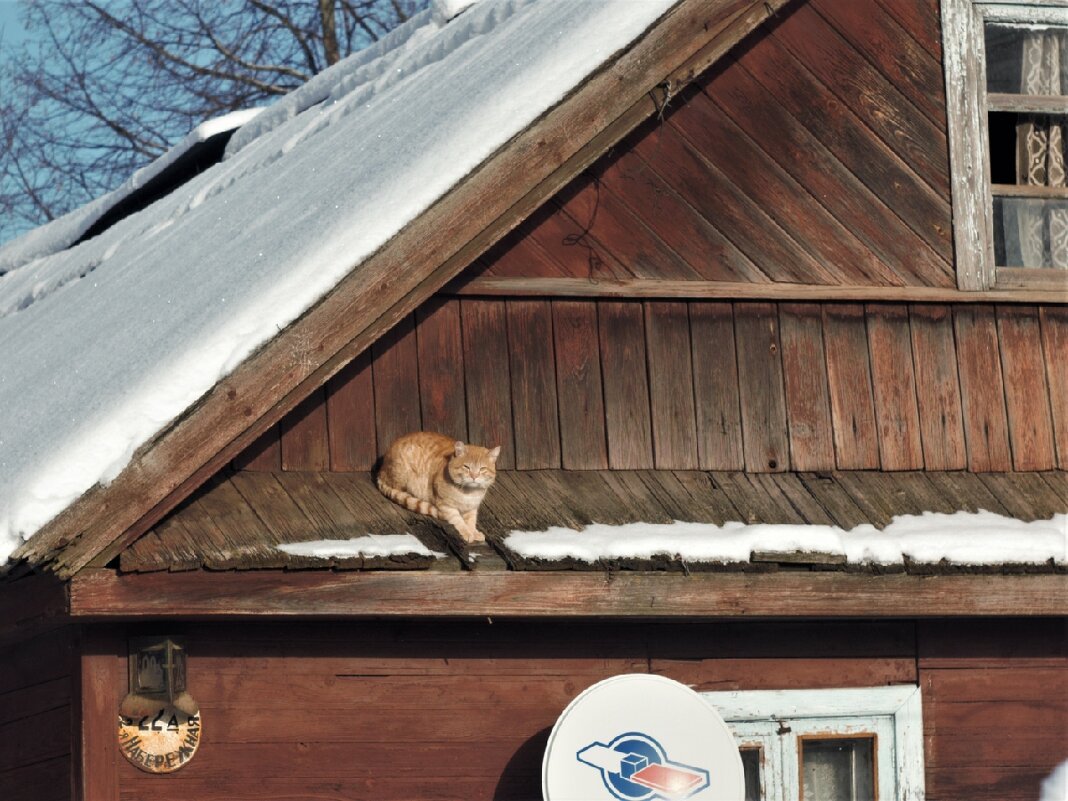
[462,528,486,544]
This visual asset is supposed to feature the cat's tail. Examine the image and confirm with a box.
[376,477,438,518]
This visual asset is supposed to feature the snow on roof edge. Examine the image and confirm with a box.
[503,511,1068,567]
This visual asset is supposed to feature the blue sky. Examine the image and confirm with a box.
[0,1,28,49]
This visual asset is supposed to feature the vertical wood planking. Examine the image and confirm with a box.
[954,305,1012,472]
[644,302,699,469]
[460,300,515,469]
[733,302,789,472]
[1040,306,1068,468]
[416,299,468,441]
[78,627,121,801]
[779,303,835,471]
[690,302,745,470]
[371,314,422,455]
[599,301,654,469]
[232,427,281,472]
[506,300,560,469]
[866,304,924,470]
[909,305,967,471]
[326,350,377,471]
[996,306,1056,471]
[552,301,608,469]
[279,389,330,471]
[822,304,880,469]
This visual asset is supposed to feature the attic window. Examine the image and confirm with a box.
[942,1,1068,290]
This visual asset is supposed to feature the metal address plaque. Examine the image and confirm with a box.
[118,706,202,773]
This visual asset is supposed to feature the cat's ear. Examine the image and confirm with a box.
[454,441,466,456]
[488,445,501,461]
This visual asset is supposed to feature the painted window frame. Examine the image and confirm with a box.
[703,685,925,801]
[941,0,1068,290]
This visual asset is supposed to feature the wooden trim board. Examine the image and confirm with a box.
[14,0,792,578]
[443,277,1068,303]
[69,569,1068,618]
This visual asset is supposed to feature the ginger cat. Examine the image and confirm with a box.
[376,432,500,543]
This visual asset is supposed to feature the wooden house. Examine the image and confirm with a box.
[1,0,1066,799]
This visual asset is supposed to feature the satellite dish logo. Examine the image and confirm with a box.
[576,732,711,801]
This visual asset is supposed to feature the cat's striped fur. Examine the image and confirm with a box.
[376,431,500,543]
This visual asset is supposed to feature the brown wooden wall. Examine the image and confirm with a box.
[470,0,952,288]
[237,299,1068,474]
[80,619,1065,801]
[0,627,74,801]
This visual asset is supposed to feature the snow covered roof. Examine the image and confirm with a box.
[0,0,688,568]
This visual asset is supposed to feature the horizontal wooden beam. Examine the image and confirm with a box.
[69,569,1068,619]
[442,277,1068,303]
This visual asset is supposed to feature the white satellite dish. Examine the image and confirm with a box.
[542,674,745,801]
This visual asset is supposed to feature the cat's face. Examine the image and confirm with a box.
[448,441,500,489]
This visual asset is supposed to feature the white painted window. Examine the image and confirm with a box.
[941,0,1068,290]
[702,685,924,801]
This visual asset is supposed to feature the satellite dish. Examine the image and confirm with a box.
[543,674,745,801]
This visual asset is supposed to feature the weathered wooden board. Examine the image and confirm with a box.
[371,314,422,454]
[997,306,1056,471]
[644,302,699,469]
[325,349,377,472]
[733,302,789,472]
[778,303,835,470]
[507,300,561,469]
[552,301,608,469]
[460,300,515,469]
[231,426,280,472]
[908,304,967,470]
[598,301,654,469]
[866,303,923,470]
[822,304,880,469]
[279,389,329,471]
[689,302,745,470]
[954,305,1012,472]
[1040,306,1068,469]
[416,298,468,441]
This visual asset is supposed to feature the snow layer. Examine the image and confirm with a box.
[503,511,1068,566]
[1040,760,1068,801]
[0,109,260,275]
[277,535,444,559]
[0,0,677,564]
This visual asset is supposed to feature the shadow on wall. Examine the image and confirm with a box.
[495,726,552,800]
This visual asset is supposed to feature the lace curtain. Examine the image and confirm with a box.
[1009,29,1068,268]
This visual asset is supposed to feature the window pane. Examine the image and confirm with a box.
[985,24,1068,97]
[740,747,761,801]
[993,196,1068,268]
[800,737,875,801]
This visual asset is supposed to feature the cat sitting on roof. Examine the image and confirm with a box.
[376,431,500,543]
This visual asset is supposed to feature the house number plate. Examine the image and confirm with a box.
[118,706,201,773]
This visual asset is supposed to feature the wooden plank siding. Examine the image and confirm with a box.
[235,300,1066,475]
[0,627,74,801]
[464,0,954,290]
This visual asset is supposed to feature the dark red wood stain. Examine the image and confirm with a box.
[734,302,789,472]
[866,303,924,470]
[279,389,329,471]
[371,314,422,454]
[954,306,1012,472]
[644,302,699,469]
[326,350,377,472]
[507,300,560,470]
[996,306,1057,471]
[416,298,468,441]
[1040,306,1068,468]
[689,302,745,471]
[909,304,967,471]
[598,301,654,469]
[779,303,835,471]
[822,304,880,470]
[460,299,516,469]
[552,301,608,470]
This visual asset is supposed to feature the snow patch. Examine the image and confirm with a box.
[503,511,1068,566]
[1040,760,1068,801]
[277,535,445,559]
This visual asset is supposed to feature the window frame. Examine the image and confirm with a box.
[940,0,1068,290]
[703,685,925,801]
